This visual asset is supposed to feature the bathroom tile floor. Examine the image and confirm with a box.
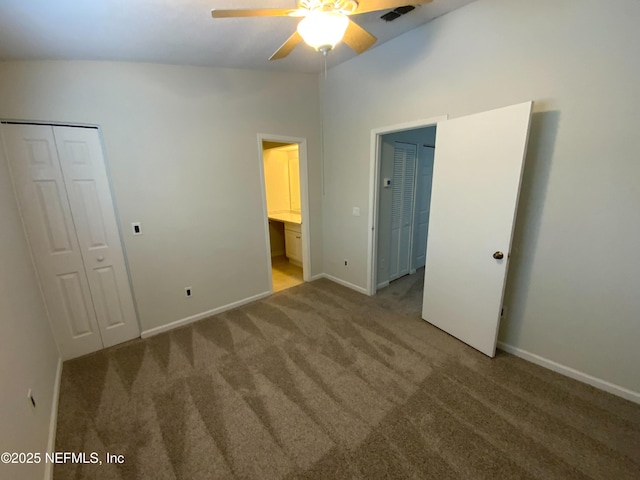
[271,255,303,292]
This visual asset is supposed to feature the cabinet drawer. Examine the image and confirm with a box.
[284,222,301,234]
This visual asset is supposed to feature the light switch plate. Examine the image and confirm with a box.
[352,207,360,217]
[131,222,142,235]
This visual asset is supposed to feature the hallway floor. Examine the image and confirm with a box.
[271,255,303,292]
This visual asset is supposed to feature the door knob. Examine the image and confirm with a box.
[97,255,105,262]
[493,251,504,260]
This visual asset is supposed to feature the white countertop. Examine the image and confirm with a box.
[268,212,302,224]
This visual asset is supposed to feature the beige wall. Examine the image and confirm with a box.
[264,145,301,215]
[0,61,322,333]
[321,0,640,393]
[264,148,293,213]
[0,146,60,480]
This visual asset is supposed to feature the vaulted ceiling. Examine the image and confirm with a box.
[0,0,476,73]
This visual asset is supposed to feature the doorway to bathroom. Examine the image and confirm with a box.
[258,134,310,293]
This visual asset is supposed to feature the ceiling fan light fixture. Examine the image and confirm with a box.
[297,10,349,53]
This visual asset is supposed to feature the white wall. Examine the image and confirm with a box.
[322,0,640,394]
[0,61,322,334]
[0,146,60,479]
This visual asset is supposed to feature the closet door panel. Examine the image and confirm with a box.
[399,145,416,277]
[389,147,404,280]
[94,266,127,328]
[54,126,140,347]
[73,179,109,248]
[2,124,103,359]
[389,142,417,281]
[57,272,95,336]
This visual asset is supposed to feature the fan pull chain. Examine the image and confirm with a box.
[320,54,327,196]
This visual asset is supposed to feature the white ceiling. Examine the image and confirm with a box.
[0,0,476,73]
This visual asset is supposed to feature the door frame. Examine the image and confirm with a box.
[366,116,447,296]
[257,133,311,293]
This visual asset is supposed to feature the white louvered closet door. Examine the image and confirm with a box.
[389,142,417,281]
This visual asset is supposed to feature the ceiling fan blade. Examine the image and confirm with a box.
[342,19,377,54]
[353,0,432,15]
[269,31,304,60]
[211,9,299,18]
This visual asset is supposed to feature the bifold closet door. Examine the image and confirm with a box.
[2,124,103,358]
[2,124,140,359]
[53,126,139,349]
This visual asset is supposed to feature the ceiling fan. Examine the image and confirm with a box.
[211,0,432,60]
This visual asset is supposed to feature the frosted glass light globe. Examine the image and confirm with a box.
[297,10,349,51]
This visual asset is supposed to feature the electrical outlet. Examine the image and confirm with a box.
[352,207,360,217]
[131,222,142,235]
[27,389,36,409]
[185,287,192,298]
[344,259,348,266]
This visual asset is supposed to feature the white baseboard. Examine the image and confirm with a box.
[141,291,271,338]
[320,273,369,295]
[309,273,325,281]
[44,357,63,480]
[377,281,390,290]
[497,341,640,405]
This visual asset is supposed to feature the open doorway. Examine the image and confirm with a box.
[376,126,437,289]
[367,116,446,297]
[367,104,532,357]
[258,135,311,293]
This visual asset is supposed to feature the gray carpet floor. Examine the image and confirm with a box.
[54,271,640,479]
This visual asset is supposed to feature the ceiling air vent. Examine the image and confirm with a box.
[380,5,416,22]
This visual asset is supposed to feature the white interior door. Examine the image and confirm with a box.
[422,102,532,357]
[411,145,435,271]
[53,126,140,348]
[2,124,103,358]
[389,142,416,281]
